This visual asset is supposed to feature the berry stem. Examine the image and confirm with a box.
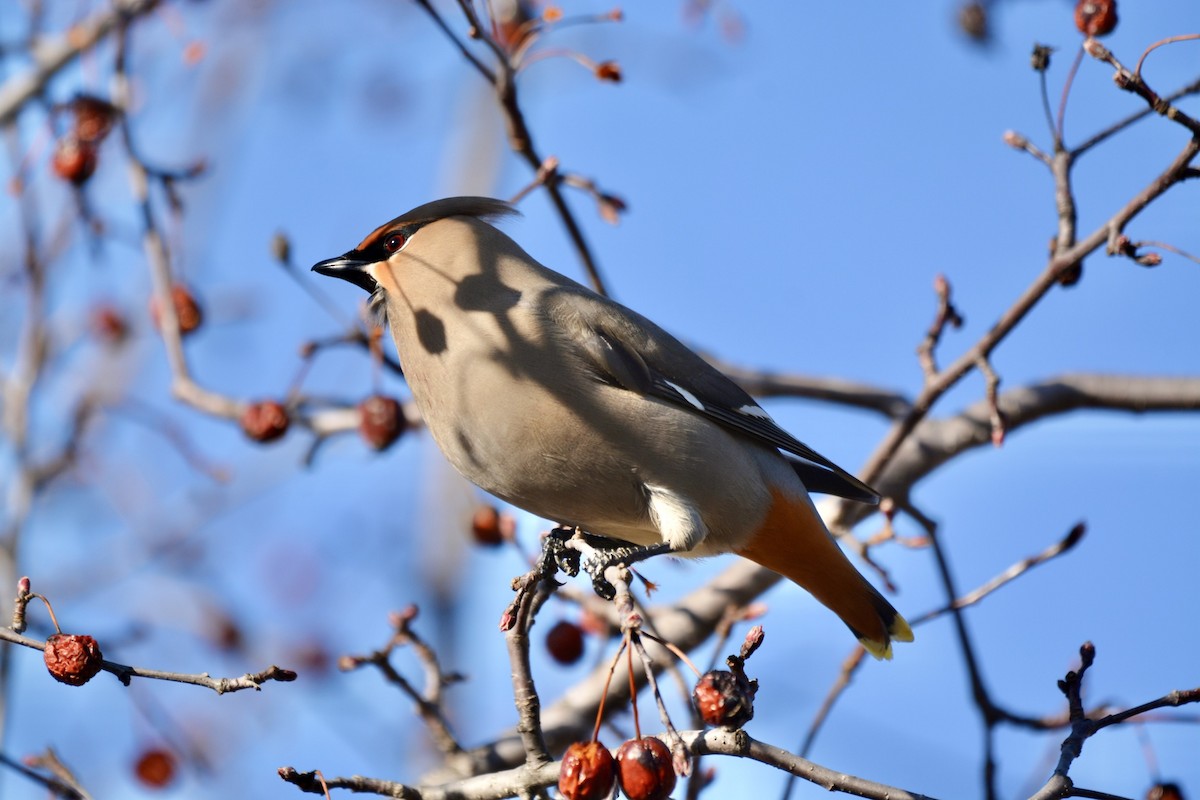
[593,633,629,743]
[639,631,702,678]
[627,633,641,740]
[1056,44,1086,145]
[31,593,63,634]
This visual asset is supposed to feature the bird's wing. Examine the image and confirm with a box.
[542,287,880,505]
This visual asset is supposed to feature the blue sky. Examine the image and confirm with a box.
[2,1,1198,798]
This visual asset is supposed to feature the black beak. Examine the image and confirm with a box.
[312,253,378,293]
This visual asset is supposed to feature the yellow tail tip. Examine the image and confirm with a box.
[860,637,894,660]
[890,614,915,643]
[860,614,914,661]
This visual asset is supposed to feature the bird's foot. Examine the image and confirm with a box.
[540,529,673,599]
[542,526,584,577]
[581,541,673,600]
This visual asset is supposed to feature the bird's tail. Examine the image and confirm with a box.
[737,487,913,660]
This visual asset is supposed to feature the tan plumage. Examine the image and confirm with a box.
[313,197,912,659]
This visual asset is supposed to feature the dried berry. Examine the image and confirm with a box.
[693,669,754,728]
[289,641,332,678]
[594,61,622,83]
[71,95,118,144]
[1058,262,1083,287]
[1074,0,1117,37]
[149,284,203,336]
[133,748,177,789]
[51,136,98,185]
[578,607,611,637]
[240,400,290,443]
[616,737,676,800]
[209,614,244,652]
[1031,43,1054,72]
[44,633,103,686]
[271,232,292,263]
[90,305,129,345]
[470,505,514,546]
[558,740,616,800]
[1147,783,1184,800]
[545,620,585,665]
[358,395,406,451]
[958,2,988,42]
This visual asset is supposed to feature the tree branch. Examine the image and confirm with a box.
[0,627,296,694]
[0,0,162,126]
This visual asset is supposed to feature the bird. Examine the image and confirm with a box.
[312,197,913,659]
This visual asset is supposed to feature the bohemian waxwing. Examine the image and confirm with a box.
[313,197,913,659]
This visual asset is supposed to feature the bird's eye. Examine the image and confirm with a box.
[383,232,407,253]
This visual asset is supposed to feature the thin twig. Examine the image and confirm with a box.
[1074,75,1200,158]
[906,505,999,800]
[0,626,295,693]
[338,607,464,756]
[415,0,611,296]
[1134,34,1200,80]
[846,137,1200,525]
[1085,40,1200,136]
[503,559,557,767]
[916,274,963,383]
[911,523,1086,626]
[1056,45,1085,145]
[0,750,88,800]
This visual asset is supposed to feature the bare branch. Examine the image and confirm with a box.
[917,274,964,381]
[338,607,464,757]
[851,135,1199,502]
[912,522,1087,625]
[704,356,912,420]
[1030,644,1200,800]
[0,0,161,126]
[1074,75,1200,158]
[870,374,1200,508]
[0,627,295,694]
[683,729,940,800]
[415,0,611,296]
[290,728,941,800]
[1085,40,1200,136]
[0,749,89,800]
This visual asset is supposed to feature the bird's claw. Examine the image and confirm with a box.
[581,542,668,600]
[541,529,672,600]
[543,527,581,577]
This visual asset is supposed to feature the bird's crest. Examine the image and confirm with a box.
[355,197,519,251]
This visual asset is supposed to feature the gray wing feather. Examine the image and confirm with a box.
[543,287,880,505]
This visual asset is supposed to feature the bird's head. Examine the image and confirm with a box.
[311,196,518,295]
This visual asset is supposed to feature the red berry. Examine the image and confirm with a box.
[44,633,103,686]
[1147,784,1184,800]
[545,620,585,665]
[958,2,988,42]
[1058,262,1083,287]
[51,136,98,185]
[358,395,406,451]
[558,741,616,800]
[149,285,203,336]
[1074,0,1117,37]
[209,614,244,652]
[240,400,290,443]
[594,61,622,83]
[616,737,676,800]
[692,669,754,728]
[133,748,176,789]
[470,505,514,546]
[289,641,332,678]
[90,305,129,345]
[71,95,118,144]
